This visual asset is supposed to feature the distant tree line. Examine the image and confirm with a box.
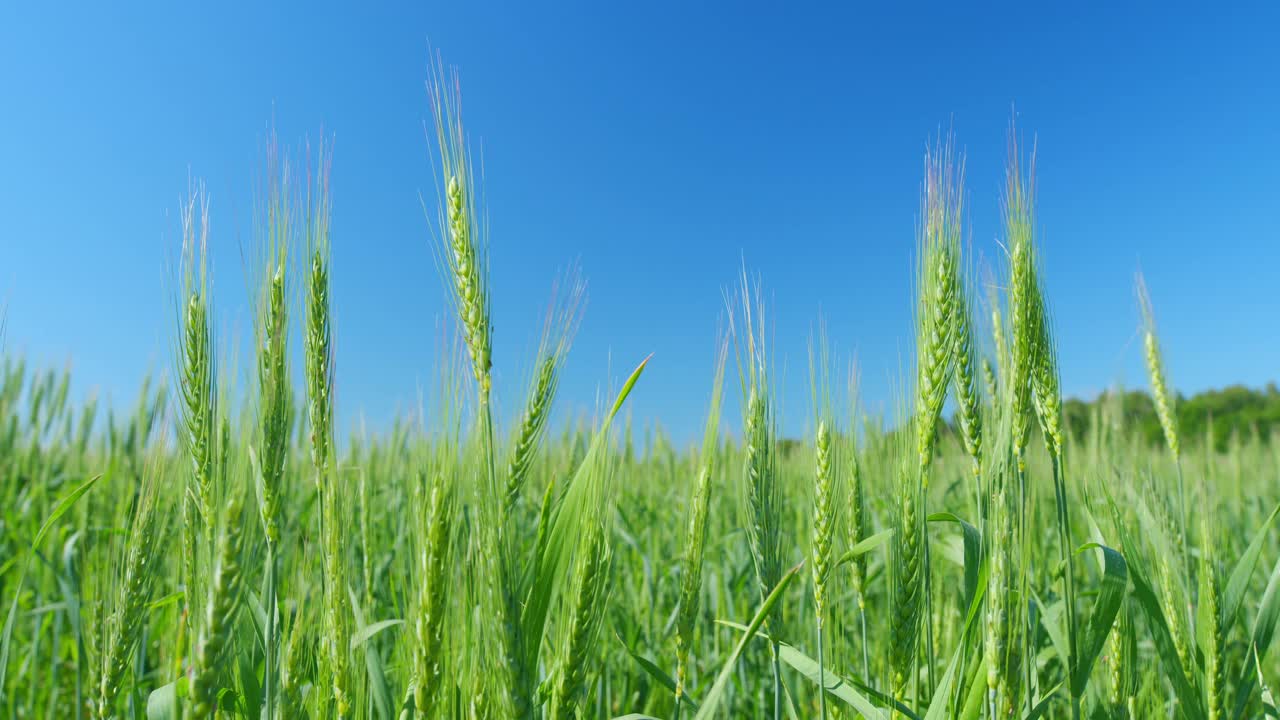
[761,383,1279,459]
[1063,383,1280,452]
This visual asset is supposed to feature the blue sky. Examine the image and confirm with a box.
[1,2,1277,442]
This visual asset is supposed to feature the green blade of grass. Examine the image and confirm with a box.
[823,528,893,584]
[1070,542,1126,698]
[1231,551,1280,719]
[1117,520,1204,719]
[0,474,100,702]
[927,513,982,615]
[616,631,700,712]
[692,561,802,720]
[523,356,649,666]
[1224,502,1280,630]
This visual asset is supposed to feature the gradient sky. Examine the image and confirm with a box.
[2,2,1277,442]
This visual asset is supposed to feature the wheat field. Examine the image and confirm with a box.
[0,63,1277,720]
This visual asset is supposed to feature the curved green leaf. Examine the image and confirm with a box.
[1071,542,1127,697]
[350,618,404,649]
[350,587,394,720]
[146,679,186,720]
[1224,502,1280,630]
[823,528,894,584]
[692,561,801,720]
[1232,551,1280,719]
[0,474,100,702]
[928,512,982,616]
[1117,523,1203,719]
[524,356,649,668]
[616,632,699,712]
[777,641,892,720]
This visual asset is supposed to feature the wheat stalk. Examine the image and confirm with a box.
[732,271,784,720]
[252,135,295,720]
[674,341,726,717]
[302,137,352,718]
[911,136,962,699]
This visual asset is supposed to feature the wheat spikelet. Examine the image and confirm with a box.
[429,64,492,400]
[990,303,1009,388]
[507,355,556,507]
[743,386,781,609]
[550,522,612,720]
[254,141,293,551]
[1107,603,1136,716]
[1030,284,1064,460]
[175,184,217,616]
[1137,274,1180,461]
[732,272,786,718]
[734,275,781,614]
[984,486,1009,700]
[981,357,998,415]
[952,267,982,475]
[96,473,165,719]
[278,597,308,717]
[890,465,922,699]
[411,475,455,718]
[1004,132,1039,472]
[1202,519,1224,720]
[506,279,581,513]
[674,463,711,704]
[675,343,725,708]
[300,136,353,718]
[913,138,962,480]
[190,480,249,719]
[812,420,835,621]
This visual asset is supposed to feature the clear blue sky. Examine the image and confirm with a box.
[2,3,1277,442]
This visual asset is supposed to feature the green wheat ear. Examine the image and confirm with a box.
[506,273,583,513]
[254,139,294,548]
[190,470,250,719]
[811,419,834,619]
[549,520,612,720]
[675,340,726,710]
[174,184,217,601]
[411,473,456,718]
[302,137,352,718]
[890,463,922,698]
[1004,131,1038,471]
[96,469,167,719]
[912,138,961,480]
[984,485,1009,698]
[733,273,782,616]
[430,65,493,402]
[1030,281,1064,460]
[1108,600,1136,716]
[1203,553,1224,720]
[1137,273,1180,461]
[952,263,982,476]
[807,318,838,625]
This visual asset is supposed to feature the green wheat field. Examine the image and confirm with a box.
[2,65,1277,720]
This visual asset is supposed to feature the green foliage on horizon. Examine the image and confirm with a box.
[1062,384,1280,453]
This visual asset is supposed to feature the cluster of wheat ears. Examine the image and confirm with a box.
[1,60,1278,720]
